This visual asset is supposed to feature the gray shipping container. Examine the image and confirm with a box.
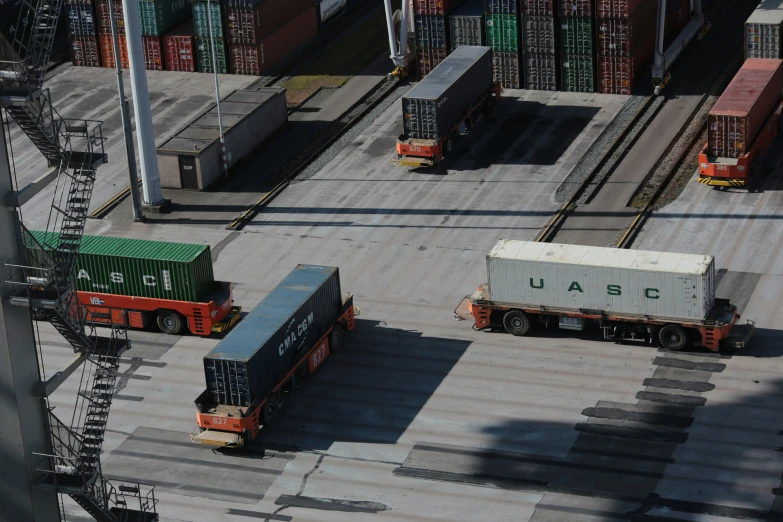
[402,45,494,140]
[522,15,557,54]
[523,52,557,90]
[450,0,485,48]
[204,265,343,407]
[486,240,716,322]
[745,0,783,59]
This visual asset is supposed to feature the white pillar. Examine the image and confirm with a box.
[122,0,164,206]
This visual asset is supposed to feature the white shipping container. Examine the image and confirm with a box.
[486,240,716,321]
[319,0,347,24]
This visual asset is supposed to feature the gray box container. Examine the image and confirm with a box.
[204,265,343,407]
[402,45,493,140]
[486,240,716,322]
[523,52,557,90]
[157,88,287,190]
[450,0,485,48]
[745,0,783,59]
[522,15,557,54]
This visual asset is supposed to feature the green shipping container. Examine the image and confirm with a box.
[195,37,228,74]
[193,1,225,39]
[25,231,216,303]
[486,14,518,53]
[139,0,191,37]
[559,16,593,55]
[560,53,595,92]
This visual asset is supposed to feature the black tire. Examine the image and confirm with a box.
[157,310,184,335]
[659,324,690,351]
[263,396,279,425]
[503,310,531,336]
[329,327,342,353]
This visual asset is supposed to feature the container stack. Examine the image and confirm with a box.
[67,0,101,67]
[521,0,556,90]
[485,0,520,88]
[595,0,656,94]
[226,0,319,76]
[414,0,464,78]
[557,0,594,92]
[193,0,228,73]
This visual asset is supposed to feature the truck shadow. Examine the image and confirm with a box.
[251,319,472,451]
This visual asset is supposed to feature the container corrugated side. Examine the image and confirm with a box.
[415,14,449,49]
[595,0,650,19]
[559,16,593,55]
[521,0,553,16]
[522,15,556,54]
[196,37,228,73]
[416,47,449,77]
[225,0,314,45]
[486,14,518,52]
[164,20,196,72]
[560,53,594,92]
[486,240,715,321]
[139,0,190,37]
[558,0,592,17]
[708,58,783,158]
[492,50,520,88]
[66,4,97,36]
[70,35,102,67]
[522,51,557,90]
[204,265,342,407]
[413,0,463,15]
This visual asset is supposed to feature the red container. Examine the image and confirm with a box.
[96,0,125,35]
[521,0,554,16]
[413,0,463,15]
[596,4,655,59]
[595,0,649,19]
[597,55,637,94]
[143,36,165,71]
[100,33,129,69]
[70,35,101,67]
[164,20,196,72]
[708,58,783,159]
[100,34,163,70]
[229,5,318,75]
[226,0,314,45]
[558,0,592,17]
[416,47,448,77]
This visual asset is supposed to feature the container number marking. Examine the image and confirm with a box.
[211,416,227,425]
[311,342,327,370]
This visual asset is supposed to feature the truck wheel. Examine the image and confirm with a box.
[263,397,279,425]
[503,310,531,336]
[659,324,690,351]
[329,327,342,353]
[157,310,184,335]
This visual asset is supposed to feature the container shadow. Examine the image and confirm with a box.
[251,319,472,452]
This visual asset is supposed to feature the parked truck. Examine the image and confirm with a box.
[698,58,783,188]
[24,230,240,335]
[393,45,502,168]
[192,264,356,447]
[455,240,755,352]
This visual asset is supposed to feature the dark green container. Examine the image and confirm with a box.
[195,37,227,74]
[560,53,595,92]
[192,1,225,39]
[559,16,593,55]
[486,14,518,52]
[25,231,216,302]
[139,0,191,37]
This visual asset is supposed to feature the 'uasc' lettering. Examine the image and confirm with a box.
[279,312,315,356]
[528,278,659,299]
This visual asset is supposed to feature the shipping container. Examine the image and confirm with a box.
[485,240,715,321]
[164,20,196,71]
[707,58,783,159]
[521,0,553,16]
[26,231,217,303]
[139,0,191,36]
[596,8,656,57]
[560,53,594,91]
[745,0,783,60]
[595,0,649,19]
[492,50,520,88]
[597,54,636,93]
[69,35,102,67]
[193,1,225,39]
[319,0,347,23]
[416,47,449,77]
[558,0,592,17]
[66,4,97,36]
[523,51,557,90]
[559,16,593,55]
[196,37,228,73]
[100,33,129,69]
[522,15,556,54]
[225,0,314,45]
[449,0,484,48]
[415,14,449,49]
[96,0,125,35]
[413,0,462,15]
[228,5,318,75]
[403,46,493,140]
[204,265,342,407]
[486,14,518,52]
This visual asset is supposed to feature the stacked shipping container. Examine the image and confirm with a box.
[415,0,466,77]
[67,0,101,67]
[557,0,594,92]
[484,0,520,87]
[521,0,557,90]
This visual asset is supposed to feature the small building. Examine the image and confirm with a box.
[157,88,287,190]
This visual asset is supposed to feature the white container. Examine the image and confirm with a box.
[486,240,716,321]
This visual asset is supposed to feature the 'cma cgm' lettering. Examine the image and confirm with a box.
[77,269,173,290]
[528,278,659,299]
[279,312,315,356]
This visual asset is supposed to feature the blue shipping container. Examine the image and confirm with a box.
[204,265,342,407]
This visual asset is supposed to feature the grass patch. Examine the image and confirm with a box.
[283,9,391,106]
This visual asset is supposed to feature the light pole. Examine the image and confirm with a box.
[205,0,229,178]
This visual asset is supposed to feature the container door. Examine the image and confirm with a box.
[179,155,199,190]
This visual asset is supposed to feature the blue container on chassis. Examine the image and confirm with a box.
[204,265,342,407]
